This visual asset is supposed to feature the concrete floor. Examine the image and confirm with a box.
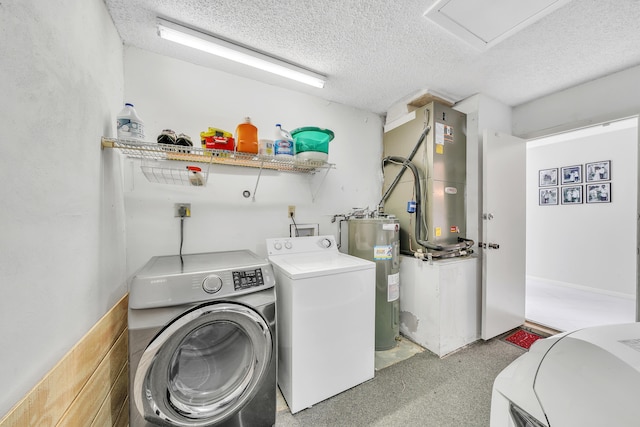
[275,336,525,426]
[276,337,423,413]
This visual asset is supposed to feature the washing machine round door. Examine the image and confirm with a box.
[133,301,273,426]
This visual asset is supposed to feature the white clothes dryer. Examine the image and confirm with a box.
[266,235,376,414]
[128,250,276,427]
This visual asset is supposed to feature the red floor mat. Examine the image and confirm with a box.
[504,329,543,350]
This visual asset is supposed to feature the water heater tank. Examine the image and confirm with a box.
[347,217,400,350]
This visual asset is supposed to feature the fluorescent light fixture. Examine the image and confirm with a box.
[157,18,326,88]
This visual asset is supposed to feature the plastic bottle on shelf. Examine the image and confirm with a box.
[187,166,205,186]
[235,117,258,154]
[259,139,274,157]
[274,124,294,159]
[117,103,145,141]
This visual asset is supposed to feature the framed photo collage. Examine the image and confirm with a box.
[539,160,611,206]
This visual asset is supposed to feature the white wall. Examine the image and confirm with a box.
[123,47,384,274]
[513,64,640,139]
[527,123,637,296]
[0,0,126,417]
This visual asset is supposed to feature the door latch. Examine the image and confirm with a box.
[488,243,500,249]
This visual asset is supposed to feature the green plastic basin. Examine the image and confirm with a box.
[291,127,335,160]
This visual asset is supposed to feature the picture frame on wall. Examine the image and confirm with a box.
[561,185,583,204]
[561,165,582,184]
[539,168,558,187]
[539,187,558,206]
[586,160,611,182]
[586,183,611,203]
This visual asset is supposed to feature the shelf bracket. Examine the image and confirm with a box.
[310,166,332,202]
[251,160,266,201]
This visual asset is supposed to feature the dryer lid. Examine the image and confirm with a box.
[135,250,268,277]
[128,250,275,310]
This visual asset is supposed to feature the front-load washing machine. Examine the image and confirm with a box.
[128,250,276,427]
[266,235,376,413]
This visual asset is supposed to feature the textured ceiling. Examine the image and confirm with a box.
[104,0,640,116]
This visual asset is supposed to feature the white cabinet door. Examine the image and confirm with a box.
[481,130,527,340]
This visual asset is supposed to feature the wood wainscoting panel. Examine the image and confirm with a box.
[89,361,128,427]
[112,396,129,427]
[57,329,128,426]
[0,294,129,427]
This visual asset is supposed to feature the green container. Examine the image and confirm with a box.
[291,127,334,161]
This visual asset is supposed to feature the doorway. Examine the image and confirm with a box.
[525,117,638,332]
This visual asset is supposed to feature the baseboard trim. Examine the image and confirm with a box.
[523,320,561,337]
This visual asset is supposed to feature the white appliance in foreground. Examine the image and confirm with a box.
[491,322,640,427]
[267,235,376,414]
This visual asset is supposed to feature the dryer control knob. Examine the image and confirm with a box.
[321,238,332,248]
[273,242,282,250]
[284,241,293,249]
[202,275,223,294]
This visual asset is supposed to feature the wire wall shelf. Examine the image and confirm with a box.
[101,137,334,198]
[101,137,334,174]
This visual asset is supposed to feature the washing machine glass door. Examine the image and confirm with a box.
[134,302,273,426]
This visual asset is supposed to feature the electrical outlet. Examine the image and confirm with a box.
[288,205,295,218]
[174,203,191,217]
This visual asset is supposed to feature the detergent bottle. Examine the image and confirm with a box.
[236,117,258,154]
[117,103,145,141]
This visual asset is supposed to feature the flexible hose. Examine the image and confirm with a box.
[382,155,474,254]
[378,126,430,210]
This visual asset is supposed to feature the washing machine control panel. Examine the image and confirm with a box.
[200,267,271,295]
[232,268,265,291]
[267,235,339,255]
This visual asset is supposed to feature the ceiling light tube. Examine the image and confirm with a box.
[157,18,326,88]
